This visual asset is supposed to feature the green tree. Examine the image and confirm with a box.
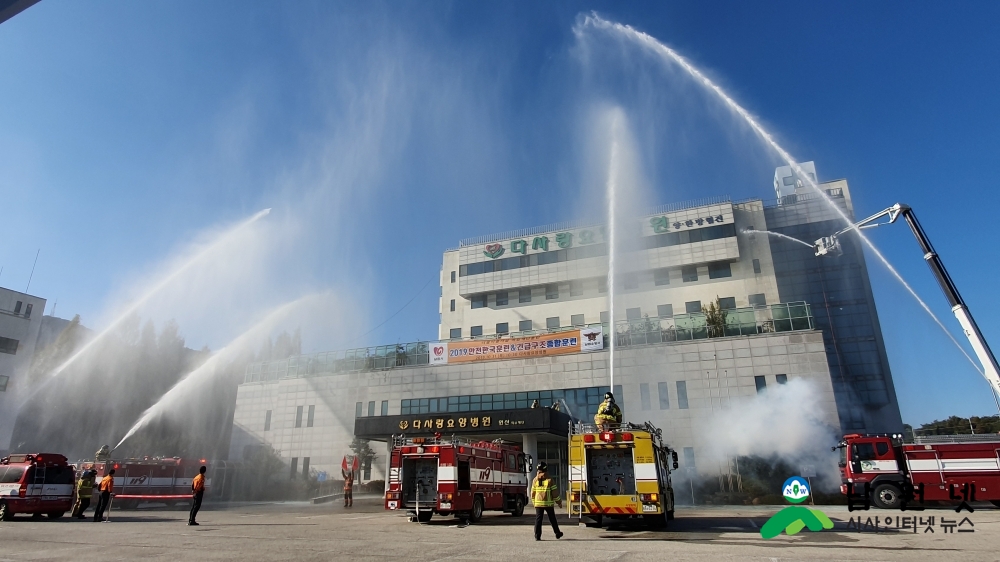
[702,297,728,338]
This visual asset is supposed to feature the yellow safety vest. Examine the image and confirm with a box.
[531,477,558,507]
[76,478,94,499]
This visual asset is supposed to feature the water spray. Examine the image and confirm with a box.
[580,14,984,378]
[113,293,324,451]
[20,208,272,407]
[606,116,620,393]
[742,228,814,249]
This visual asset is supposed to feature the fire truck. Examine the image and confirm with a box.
[567,421,678,527]
[385,435,531,522]
[0,453,75,520]
[837,433,1000,509]
[79,456,220,509]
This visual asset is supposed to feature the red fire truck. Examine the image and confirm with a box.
[0,453,75,520]
[385,435,531,522]
[80,457,218,509]
[837,433,1000,509]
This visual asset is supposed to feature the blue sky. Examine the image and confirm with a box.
[2,1,999,426]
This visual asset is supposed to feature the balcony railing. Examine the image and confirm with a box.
[612,301,814,347]
[243,301,814,383]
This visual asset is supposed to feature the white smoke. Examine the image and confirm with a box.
[698,378,842,488]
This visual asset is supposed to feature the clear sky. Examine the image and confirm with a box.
[2,1,999,426]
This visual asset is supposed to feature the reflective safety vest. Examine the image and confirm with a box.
[531,477,558,507]
[344,474,354,491]
[77,478,94,499]
[595,400,622,423]
[98,475,114,493]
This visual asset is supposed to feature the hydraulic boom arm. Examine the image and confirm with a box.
[814,203,1000,398]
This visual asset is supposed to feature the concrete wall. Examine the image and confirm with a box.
[231,329,838,482]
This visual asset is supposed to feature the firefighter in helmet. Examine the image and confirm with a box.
[531,463,563,541]
[594,392,622,432]
[72,470,98,519]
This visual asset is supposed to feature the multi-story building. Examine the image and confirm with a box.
[0,287,47,456]
[229,162,903,487]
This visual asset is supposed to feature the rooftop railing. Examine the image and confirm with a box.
[243,301,814,383]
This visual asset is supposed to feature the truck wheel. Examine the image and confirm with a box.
[872,483,902,509]
[0,502,12,521]
[511,496,524,517]
[47,512,65,519]
[416,510,432,523]
[469,496,484,523]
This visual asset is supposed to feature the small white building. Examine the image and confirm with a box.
[0,287,47,456]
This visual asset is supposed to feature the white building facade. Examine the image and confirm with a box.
[0,287,47,456]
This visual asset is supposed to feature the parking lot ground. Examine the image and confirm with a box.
[1,498,998,561]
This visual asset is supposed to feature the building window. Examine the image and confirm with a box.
[519,320,532,331]
[363,458,372,480]
[683,447,695,468]
[519,289,532,303]
[546,317,560,329]
[307,405,315,427]
[381,400,389,415]
[749,293,767,307]
[685,301,702,314]
[600,311,609,324]
[708,262,732,279]
[776,374,787,385]
[626,308,641,321]
[571,314,585,326]
[653,268,670,286]
[368,401,375,416]
[570,281,583,297]
[682,266,698,282]
[13,301,21,314]
[302,457,310,478]
[496,323,509,335]
[290,458,298,480]
[0,337,18,355]
[355,402,363,417]
[24,304,32,319]
[471,294,487,309]
[450,299,455,312]
[640,383,651,411]
[755,376,767,394]
[657,382,669,409]
[657,304,673,318]
[622,273,638,290]
[545,285,559,300]
[471,326,483,337]
[676,381,689,409]
[450,328,461,339]
[451,271,456,283]
[718,297,736,310]
[752,259,761,274]
[295,405,304,428]
[598,278,607,293]
[496,291,508,306]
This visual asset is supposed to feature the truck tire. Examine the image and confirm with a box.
[469,496,484,523]
[416,510,433,523]
[0,501,12,521]
[511,495,524,517]
[47,512,65,519]
[872,482,902,509]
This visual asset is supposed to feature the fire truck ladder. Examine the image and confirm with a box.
[32,465,45,494]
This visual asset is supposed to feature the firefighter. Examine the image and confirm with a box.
[72,470,97,519]
[594,392,622,432]
[93,469,115,522]
[343,469,354,508]
[531,463,563,541]
[188,465,206,526]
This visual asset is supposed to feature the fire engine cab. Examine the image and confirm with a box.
[81,457,212,509]
[837,433,1000,509]
[385,434,531,522]
[0,453,75,520]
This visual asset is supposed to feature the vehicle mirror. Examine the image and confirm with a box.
[673,462,679,470]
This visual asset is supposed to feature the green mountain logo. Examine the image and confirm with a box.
[760,476,833,539]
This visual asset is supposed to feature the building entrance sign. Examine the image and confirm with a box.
[435,328,603,366]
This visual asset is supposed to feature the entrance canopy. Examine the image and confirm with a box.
[354,407,572,440]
